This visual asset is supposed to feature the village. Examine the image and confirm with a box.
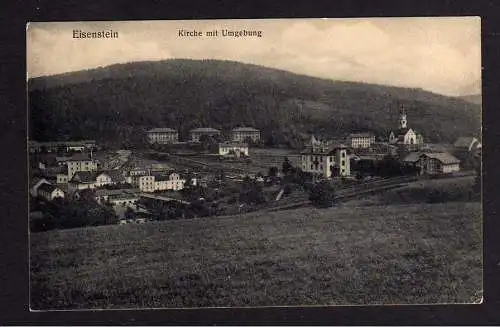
[28,109,481,231]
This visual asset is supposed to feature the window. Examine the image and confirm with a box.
[341,160,345,166]
[342,152,346,158]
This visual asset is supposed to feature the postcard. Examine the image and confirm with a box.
[27,18,482,310]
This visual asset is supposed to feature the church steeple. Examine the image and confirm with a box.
[400,106,407,129]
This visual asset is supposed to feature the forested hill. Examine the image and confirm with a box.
[28,59,481,148]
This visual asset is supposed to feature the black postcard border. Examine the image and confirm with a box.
[2,0,500,325]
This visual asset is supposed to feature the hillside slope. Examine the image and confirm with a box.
[28,59,481,147]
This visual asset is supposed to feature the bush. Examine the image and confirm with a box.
[309,181,335,208]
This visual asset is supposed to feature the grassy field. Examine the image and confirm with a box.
[342,176,478,207]
[30,202,482,310]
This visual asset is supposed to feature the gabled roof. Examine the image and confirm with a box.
[71,171,97,183]
[349,132,374,138]
[232,127,259,132]
[30,177,50,188]
[190,127,221,133]
[403,152,422,163]
[147,128,177,133]
[453,137,480,149]
[95,188,140,197]
[38,184,63,194]
[219,142,248,148]
[421,152,460,164]
[67,153,93,161]
[101,170,126,183]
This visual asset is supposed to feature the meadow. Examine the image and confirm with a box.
[30,200,482,310]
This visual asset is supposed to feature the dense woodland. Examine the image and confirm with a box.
[29,59,481,148]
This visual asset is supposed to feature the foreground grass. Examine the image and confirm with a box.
[30,202,482,309]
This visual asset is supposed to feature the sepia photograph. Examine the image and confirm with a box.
[27,18,482,310]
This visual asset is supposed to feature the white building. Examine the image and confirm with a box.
[146,128,179,144]
[138,172,186,192]
[419,152,460,175]
[189,127,221,143]
[66,154,98,180]
[300,145,350,178]
[347,133,376,149]
[218,142,249,157]
[231,127,261,143]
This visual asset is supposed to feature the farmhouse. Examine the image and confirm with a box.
[231,127,261,143]
[93,188,140,205]
[300,145,350,178]
[418,152,460,175]
[146,128,179,144]
[138,172,186,192]
[388,109,424,147]
[347,133,375,149]
[189,127,221,143]
[69,170,125,191]
[218,142,249,157]
[37,184,65,201]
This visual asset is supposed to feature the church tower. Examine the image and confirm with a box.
[400,107,407,129]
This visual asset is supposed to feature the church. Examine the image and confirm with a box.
[388,109,423,146]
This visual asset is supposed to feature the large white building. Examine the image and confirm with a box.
[138,172,186,192]
[347,133,376,149]
[146,128,179,144]
[189,127,221,143]
[65,154,98,180]
[300,145,351,178]
[231,127,261,143]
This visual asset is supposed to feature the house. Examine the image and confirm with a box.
[218,142,249,157]
[231,127,261,143]
[108,194,140,207]
[37,184,65,201]
[68,170,124,191]
[93,188,140,204]
[453,137,482,151]
[388,109,424,147]
[300,145,350,178]
[189,127,221,143]
[347,133,376,149]
[30,177,51,197]
[66,153,98,179]
[146,128,179,144]
[418,152,460,175]
[124,167,149,186]
[138,172,186,192]
[402,152,422,168]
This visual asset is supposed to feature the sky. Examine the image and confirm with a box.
[27,18,481,96]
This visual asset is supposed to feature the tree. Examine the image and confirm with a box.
[268,166,278,178]
[124,207,135,220]
[282,156,293,175]
[309,181,335,208]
